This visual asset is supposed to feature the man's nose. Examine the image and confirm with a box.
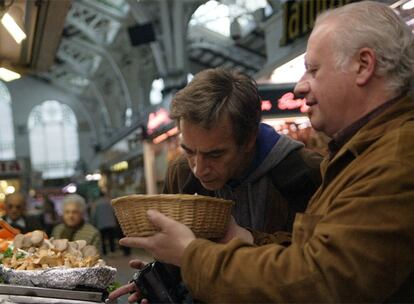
[293,78,310,99]
[193,155,210,178]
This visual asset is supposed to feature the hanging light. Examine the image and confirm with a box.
[0,67,21,82]
[5,185,15,194]
[1,12,27,44]
[402,0,414,10]
[63,183,77,194]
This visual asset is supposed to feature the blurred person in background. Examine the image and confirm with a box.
[115,220,131,257]
[110,1,414,302]
[41,195,60,236]
[52,194,101,249]
[91,191,117,256]
[0,200,5,217]
[2,192,43,234]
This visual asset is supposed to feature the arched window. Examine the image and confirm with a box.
[0,81,15,160]
[189,0,270,37]
[28,100,79,179]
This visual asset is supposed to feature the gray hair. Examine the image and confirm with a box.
[62,194,86,214]
[170,68,262,146]
[315,1,414,94]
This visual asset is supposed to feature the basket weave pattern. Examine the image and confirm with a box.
[111,194,234,239]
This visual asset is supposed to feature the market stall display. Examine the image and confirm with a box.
[0,228,117,304]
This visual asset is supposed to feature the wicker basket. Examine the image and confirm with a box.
[111,194,234,239]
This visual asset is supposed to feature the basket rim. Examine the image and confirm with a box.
[111,194,234,206]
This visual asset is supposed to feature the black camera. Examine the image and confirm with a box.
[131,261,191,303]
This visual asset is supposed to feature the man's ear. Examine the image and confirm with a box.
[356,47,376,86]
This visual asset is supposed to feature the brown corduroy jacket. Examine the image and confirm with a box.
[181,95,414,303]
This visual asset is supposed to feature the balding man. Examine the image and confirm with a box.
[2,192,43,234]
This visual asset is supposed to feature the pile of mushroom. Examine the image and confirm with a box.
[1,230,105,270]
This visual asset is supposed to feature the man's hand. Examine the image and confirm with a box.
[219,216,254,244]
[119,210,196,267]
[107,260,147,303]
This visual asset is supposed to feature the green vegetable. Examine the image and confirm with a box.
[107,281,122,293]
[2,248,13,259]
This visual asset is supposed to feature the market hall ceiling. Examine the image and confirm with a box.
[0,0,272,148]
[30,0,268,89]
[0,0,412,150]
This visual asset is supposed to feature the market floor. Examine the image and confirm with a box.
[104,248,154,304]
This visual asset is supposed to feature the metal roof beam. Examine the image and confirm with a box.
[68,36,133,114]
[66,1,122,45]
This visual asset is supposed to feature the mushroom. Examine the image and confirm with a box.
[42,238,55,250]
[96,259,106,267]
[81,245,98,258]
[37,248,49,257]
[27,247,37,254]
[74,240,87,251]
[52,239,68,252]
[13,234,25,249]
[67,241,78,251]
[30,230,44,246]
[64,258,73,268]
[66,242,82,256]
[22,234,33,248]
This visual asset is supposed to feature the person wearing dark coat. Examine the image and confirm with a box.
[2,192,44,234]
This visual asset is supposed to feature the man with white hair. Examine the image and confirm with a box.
[52,194,101,249]
[109,1,414,302]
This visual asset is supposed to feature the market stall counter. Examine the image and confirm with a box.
[0,284,105,303]
[0,222,116,304]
